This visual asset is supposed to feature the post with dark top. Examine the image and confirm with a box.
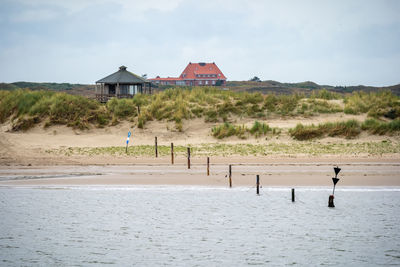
[329,166,341,208]
[292,188,295,202]
[187,147,191,169]
[256,175,260,195]
[171,143,174,165]
[229,165,232,188]
[155,137,158,158]
[207,157,210,176]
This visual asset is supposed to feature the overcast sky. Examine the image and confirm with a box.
[0,0,399,86]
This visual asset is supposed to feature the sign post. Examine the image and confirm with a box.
[126,131,131,154]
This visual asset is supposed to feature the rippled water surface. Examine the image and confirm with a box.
[1,187,400,266]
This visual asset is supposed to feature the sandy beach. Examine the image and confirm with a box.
[1,160,399,187]
[1,118,399,187]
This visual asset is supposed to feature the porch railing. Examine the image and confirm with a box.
[95,94,134,102]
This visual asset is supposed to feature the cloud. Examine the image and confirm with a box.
[1,0,399,85]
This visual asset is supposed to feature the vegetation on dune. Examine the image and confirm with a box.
[289,119,400,140]
[361,118,400,135]
[0,90,109,130]
[1,88,399,140]
[343,91,400,119]
[211,121,280,139]
[289,120,362,140]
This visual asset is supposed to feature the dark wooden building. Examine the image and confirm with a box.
[95,66,152,102]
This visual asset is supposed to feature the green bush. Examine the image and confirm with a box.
[289,120,361,140]
[249,121,271,137]
[212,122,247,139]
[344,91,399,117]
[362,118,400,135]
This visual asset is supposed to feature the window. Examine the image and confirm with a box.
[212,80,215,85]
[205,81,209,85]
[199,81,202,85]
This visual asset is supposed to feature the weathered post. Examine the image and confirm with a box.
[229,165,232,188]
[256,175,260,195]
[171,143,174,165]
[292,188,295,202]
[207,157,210,176]
[137,105,141,115]
[155,137,158,158]
[187,147,191,169]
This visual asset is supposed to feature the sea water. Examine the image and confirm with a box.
[1,186,399,266]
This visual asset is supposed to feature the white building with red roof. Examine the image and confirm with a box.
[149,62,226,86]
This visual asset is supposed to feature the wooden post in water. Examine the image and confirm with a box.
[155,137,158,158]
[207,157,210,176]
[328,195,335,207]
[256,175,260,195]
[292,188,295,202]
[229,165,232,188]
[187,147,191,169]
[171,143,174,165]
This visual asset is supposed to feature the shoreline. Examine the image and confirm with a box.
[1,161,399,187]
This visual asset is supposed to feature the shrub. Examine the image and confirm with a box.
[344,91,399,117]
[249,121,271,137]
[362,118,400,135]
[289,120,361,140]
[310,89,341,100]
[212,122,247,139]
[289,124,324,140]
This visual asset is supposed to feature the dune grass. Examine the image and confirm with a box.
[343,91,400,119]
[289,120,362,140]
[1,88,399,138]
[211,121,280,139]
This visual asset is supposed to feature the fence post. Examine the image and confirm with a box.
[187,147,191,169]
[207,157,210,176]
[292,188,295,202]
[256,175,260,195]
[155,137,158,158]
[171,143,174,164]
[229,165,232,188]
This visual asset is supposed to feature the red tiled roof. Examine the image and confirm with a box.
[179,62,226,80]
[150,62,226,81]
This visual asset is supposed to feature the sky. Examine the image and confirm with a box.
[0,0,399,86]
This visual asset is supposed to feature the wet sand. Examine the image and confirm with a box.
[1,160,399,187]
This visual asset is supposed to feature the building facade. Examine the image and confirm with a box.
[149,62,226,86]
[95,66,152,102]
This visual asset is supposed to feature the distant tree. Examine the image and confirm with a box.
[249,76,261,82]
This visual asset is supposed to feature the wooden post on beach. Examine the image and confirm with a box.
[155,137,158,158]
[256,175,260,195]
[292,188,295,202]
[187,147,191,169]
[171,143,174,164]
[207,157,210,176]
[229,165,232,188]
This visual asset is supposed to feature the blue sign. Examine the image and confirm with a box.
[126,131,131,144]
